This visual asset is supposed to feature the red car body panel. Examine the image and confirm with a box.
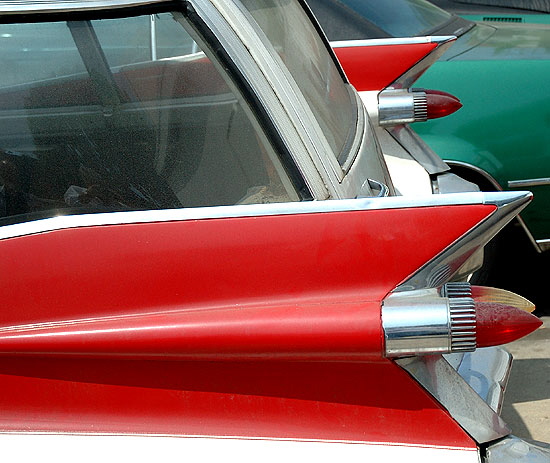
[333,42,438,91]
[0,204,494,360]
[0,202,496,447]
[0,358,476,448]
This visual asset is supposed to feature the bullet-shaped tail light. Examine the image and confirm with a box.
[425,89,463,120]
[378,88,462,126]
[471,285,540,348]
[382,282,542,357]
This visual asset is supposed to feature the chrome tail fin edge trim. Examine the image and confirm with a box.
[395,191,532,291]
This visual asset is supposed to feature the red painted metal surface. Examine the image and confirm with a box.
[0,301,382,360]
[0,357,476,448]
[0,205,494,358]
[0,203,495,446]
[333,42,438,91]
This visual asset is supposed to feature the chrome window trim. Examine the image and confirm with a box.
[339,89,365,173]
[189,0,331,199]
[0,0,166,14]
[211,0,348,189]
[0,191,528,240]
[339,105,395,198]
[184,0,329,199]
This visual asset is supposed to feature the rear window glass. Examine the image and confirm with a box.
[306,0,453,38]
[0,12,299,226]
[239,0,358,164]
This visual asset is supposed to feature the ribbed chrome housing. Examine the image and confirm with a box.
[412,91,428,122]
[449,297,476,352]
[442,281,471,298]
[378,89,427,126]
[382,282,477,357]
[443,282,476,352]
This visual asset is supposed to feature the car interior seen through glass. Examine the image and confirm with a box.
[0,12,300,226]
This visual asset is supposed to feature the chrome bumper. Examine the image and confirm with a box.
[445,346,512,414]
[485,436,550,462]
[399,346,550,457]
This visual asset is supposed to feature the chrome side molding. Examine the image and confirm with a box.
[508,177,550,188]
[0,0,167,14]
[445,347,512,414]
[396,354,511,444]
[0,191,530,241]
[485,435,550,462]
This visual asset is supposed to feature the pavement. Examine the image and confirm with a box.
[500,316,550,443]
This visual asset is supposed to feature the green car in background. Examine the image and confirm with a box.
[431,0,550,22]
[307,0,550,252]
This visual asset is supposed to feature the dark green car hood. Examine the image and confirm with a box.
[443,21,550,61]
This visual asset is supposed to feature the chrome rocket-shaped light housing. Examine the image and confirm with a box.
[382,282,540,357]
[378,88,462,126]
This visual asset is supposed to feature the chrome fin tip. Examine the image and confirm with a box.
[482,190,532,210]
[428,35,457,46]
[331,35,456,49]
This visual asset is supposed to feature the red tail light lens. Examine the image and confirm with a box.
[378,88,462,126]
[472,286,542,348]
[425,89,463,120]
[383,283,541,357]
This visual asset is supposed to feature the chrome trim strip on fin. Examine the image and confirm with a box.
[391,36,456,89]
[396,355,511,444]
[395,191,532,291]
[0,0,166,14]
[0,191,524,240]
[330,36,456,49]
